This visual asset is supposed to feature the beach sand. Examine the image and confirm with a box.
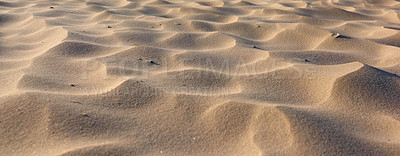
[1,0,400,155]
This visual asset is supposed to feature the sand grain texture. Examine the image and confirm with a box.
[0,0,400,155]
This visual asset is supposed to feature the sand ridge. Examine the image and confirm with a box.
[0,0,400,155]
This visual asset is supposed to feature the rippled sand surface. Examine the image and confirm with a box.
[1,0,400,155]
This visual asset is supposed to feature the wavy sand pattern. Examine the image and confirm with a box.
[1,0,400,155]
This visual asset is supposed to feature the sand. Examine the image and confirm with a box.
[0,0,400,155]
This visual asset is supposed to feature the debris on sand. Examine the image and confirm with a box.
[332,33,340,38]
[332,32,350,39]
[82,113,89,117]
[150,60,160,65]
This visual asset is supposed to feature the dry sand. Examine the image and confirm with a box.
[1,0,400,155]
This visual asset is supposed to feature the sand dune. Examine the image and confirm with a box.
[1,0,400,155]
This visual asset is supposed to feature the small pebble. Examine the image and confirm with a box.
[107,26,112,28]
[70,84,76,87]
[50,7,54,9]
[82,113,89,117]
[138,58,143,61]
[305,59,310,62]
[331,32,347,38]
[177,23,181,25]
[150,60,159,65]
[253,45,262,49]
